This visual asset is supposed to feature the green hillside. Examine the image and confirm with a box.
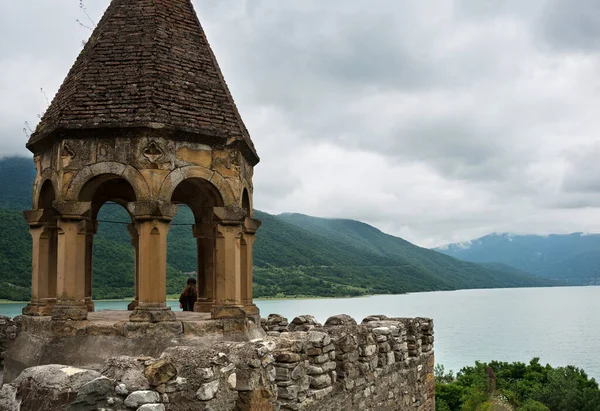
[0,156,554,301]
[437,233,600,285]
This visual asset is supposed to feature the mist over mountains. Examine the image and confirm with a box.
[437,233,600,285]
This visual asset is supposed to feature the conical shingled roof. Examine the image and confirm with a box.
[28,0,258,163]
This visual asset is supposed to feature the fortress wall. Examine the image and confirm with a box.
[265,314,435,411]
[0,313,434,411]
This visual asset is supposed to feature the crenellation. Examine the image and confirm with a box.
[0,312,434,410]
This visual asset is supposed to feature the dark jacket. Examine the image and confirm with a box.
[179,285,197,311]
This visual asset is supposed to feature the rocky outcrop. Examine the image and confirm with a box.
[0,313,435,411]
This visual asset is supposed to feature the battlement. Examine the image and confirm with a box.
[0,312,434,411]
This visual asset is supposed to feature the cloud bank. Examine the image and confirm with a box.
[2,0,600,247]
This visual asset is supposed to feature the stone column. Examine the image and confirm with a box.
[52,218,89,320]
[129,219,176,322]
[192,223,216,313]
[84,220,98,312]
[22,223,57,316]
[127,224,140,311]
[211,207,248,319]
[241,217,261,318]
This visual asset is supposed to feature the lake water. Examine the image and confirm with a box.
[1,286,598,380]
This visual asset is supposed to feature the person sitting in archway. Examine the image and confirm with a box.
[179,277,198,312]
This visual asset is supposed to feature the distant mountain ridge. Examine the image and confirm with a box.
[0,156,554,300]
[436,232,600,285]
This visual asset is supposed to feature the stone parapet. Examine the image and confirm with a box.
[0,313,434,411]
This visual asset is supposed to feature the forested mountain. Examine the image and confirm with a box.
[0,156,554,300]
[437,233,600,285]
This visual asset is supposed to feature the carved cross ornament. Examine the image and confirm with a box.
[142,141,164,163]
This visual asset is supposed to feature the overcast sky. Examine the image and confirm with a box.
[2,0,600,248]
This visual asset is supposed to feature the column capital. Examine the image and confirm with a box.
[243,217,261,234]
[23,209,55,227]
[127,200,178,221]
[53,201,92,220]
[57,218,95,235]
[213,206,246,226]
[215,223,244,239]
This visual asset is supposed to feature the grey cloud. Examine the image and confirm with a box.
[3,0,600,246]
[560,144,600,194]
[539,0,600,51]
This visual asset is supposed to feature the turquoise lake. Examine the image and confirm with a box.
[1,286,598,380]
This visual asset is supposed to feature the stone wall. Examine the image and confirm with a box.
[0,313,434,411]
[0,316,19,372]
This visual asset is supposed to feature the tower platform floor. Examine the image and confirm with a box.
[4,311,264,383]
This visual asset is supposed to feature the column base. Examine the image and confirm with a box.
[127,300,139,311]
[243,303,260,316]
[85,297,95,312]
[194,300,215,313]
[211,304,247,319]
[243,304,261,324]
[22,299,56,316]
[51,301,88,321]
[129,303,176,322]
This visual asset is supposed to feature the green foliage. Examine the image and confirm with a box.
[436,399,452,411]
[0,156,555,300]
[435,364,455,384]
[435,359,600,411]
[518,400,550,411]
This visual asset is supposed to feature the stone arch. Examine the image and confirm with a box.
[159,166,236,207]
[32,169,59,209]
[171,178,225,223]
[242,187,252,218]
[34,178,58,210]
[65,162,151,202]
[78,174,138,220]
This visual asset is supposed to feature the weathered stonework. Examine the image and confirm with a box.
[0,316,20,372]
[0,313,435,411]
[22,0,261,324]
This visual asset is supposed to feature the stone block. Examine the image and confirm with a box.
[306,347,322,356]
[309,386,333,400]
[322,361,336,372]
[275,366,291,381]
[360,344,377,357]
[137,404,165,411]
[322,343,335,353]
[324,314,357,327]
[306,365,324,375]
[307,331,330,348]
[309,373,331,389]
[277,385,298,400]
[196,380,220,401]
[289,315,321,332]
[291,364,305,381]
[379,342,391,353]
[144,359,177,386]
[275,352,302,363]
[124,391,161,408]
[313,354,329,364]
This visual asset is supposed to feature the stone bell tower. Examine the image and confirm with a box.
[23,0,261,322]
